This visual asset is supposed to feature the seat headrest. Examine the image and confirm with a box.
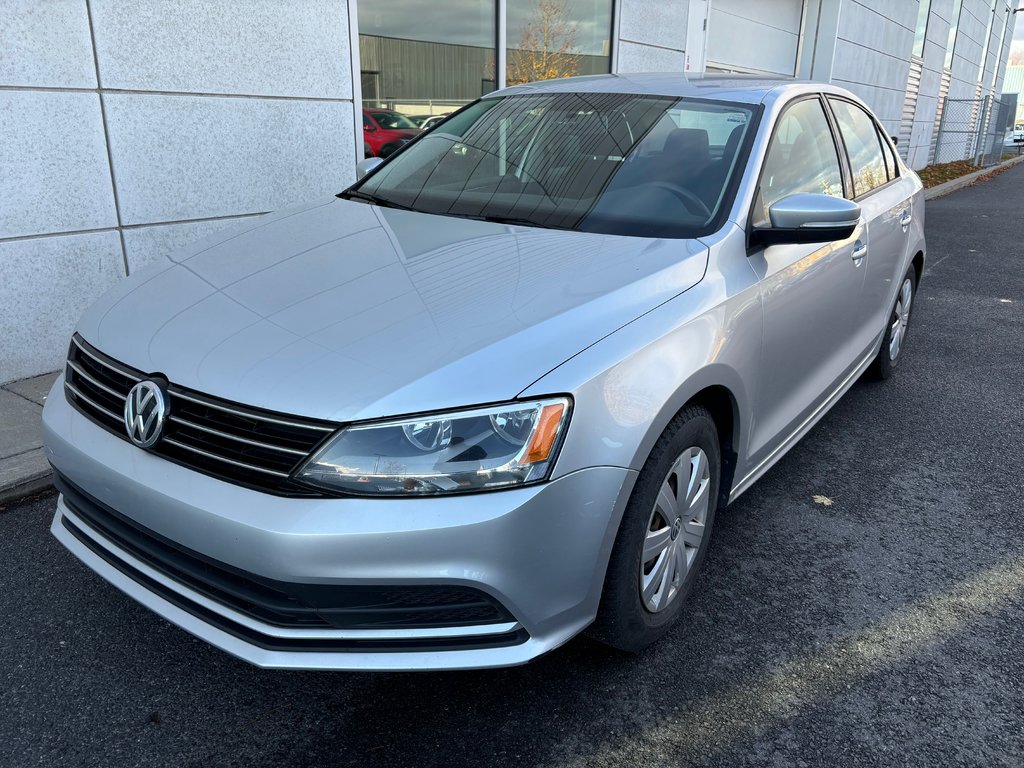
[664,128,711,165]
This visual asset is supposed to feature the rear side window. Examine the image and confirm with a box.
[754,98,844,228]
[828,99,889,197]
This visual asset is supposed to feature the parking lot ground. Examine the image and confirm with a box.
[2,165,1024,768]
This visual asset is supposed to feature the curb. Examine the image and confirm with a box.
[924,154,1024,201]
[0,467,53,508]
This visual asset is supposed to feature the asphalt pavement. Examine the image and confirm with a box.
[2,166,1024,768]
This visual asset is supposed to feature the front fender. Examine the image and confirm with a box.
[521,255,762,484]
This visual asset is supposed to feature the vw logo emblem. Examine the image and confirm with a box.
[123,380,168,449]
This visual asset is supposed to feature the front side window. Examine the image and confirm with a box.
[828,99,889,197]
[348,93,756,239]
[755,98,843,227]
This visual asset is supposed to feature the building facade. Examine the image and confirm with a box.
[0,0,1016,384]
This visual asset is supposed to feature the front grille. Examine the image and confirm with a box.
[56,474,525,651]
[64,333,338,495]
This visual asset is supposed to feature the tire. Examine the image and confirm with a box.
[869,264,917,380]
[380,143,399,158]
[588,405,721,653]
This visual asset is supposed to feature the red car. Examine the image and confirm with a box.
[362,108,421,158]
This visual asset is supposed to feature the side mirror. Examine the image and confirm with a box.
[364,123,377,133]
[356,157,384,180]
[753,193,861,246]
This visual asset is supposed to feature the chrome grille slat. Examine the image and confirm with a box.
[66,359,126,401]
[64,334,338,495]
[161,438,292,478]
[65,380,123,423]
[71,335,141,383]
[170,389,335,433]
[166,415,310,457]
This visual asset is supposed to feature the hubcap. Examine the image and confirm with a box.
[640,446,712,613]
[889,277,913,362]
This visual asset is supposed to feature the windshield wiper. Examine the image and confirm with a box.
[340,189,416,211]
[475,214,570,231]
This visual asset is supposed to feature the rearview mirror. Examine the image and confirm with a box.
[753,193,861,246]
[356,157,384,180]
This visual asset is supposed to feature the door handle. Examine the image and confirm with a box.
[899,210,912,231]
[852,240,867,264]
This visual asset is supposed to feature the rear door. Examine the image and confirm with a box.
[746,96,867,467]
[827,97,914,343]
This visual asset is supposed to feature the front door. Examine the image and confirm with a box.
[746,96,867,467]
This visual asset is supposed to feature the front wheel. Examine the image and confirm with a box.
[870,265,917,380]
[589,405,720,652]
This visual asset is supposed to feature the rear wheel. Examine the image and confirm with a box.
[870,265,917,380]
[589,406,720,652]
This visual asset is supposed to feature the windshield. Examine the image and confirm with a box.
[371,111,419,130]
[348,93,756,238]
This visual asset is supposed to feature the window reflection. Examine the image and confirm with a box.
[358,0,497,146]
[507,0,613,85]
[356,0,614,144]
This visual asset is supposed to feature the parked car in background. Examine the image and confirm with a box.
[362,108,421,158]
[1005,122,1024,147]
[420,113,451,130]
[45,75,925,672]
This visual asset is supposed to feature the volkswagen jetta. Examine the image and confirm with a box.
[43,74,925,670]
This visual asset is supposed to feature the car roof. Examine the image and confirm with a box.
[490,72,852,107]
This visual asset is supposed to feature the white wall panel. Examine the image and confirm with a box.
[0,91,117,239]
[615,41,687,73]
[0,0,96,88]
[89,0,352,98]
[617,0,687,52]
[0,231,124,382]
[122,216,264,274]
[104,94,354,225]
[705,0,802,75]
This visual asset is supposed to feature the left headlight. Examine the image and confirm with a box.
[295,397,572,496]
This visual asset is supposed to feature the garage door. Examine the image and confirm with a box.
[705,0,805,76]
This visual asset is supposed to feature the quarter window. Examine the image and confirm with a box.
[755,98,843,228]
[828,99,889,197]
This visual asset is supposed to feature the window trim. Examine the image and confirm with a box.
[745,93,849,252]
[824,95,902,202]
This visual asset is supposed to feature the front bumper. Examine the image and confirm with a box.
[44,378,635,670]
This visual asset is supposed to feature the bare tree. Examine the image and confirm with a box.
[507,0,582,86]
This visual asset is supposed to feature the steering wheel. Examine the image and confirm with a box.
[647,181,713,220]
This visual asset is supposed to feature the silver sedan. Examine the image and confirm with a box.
[44,74,925,670]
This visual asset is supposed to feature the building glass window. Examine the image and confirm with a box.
[945,0,965,70]
[358,0,497,131]
[357,0,614,142]
[912,0,932,59]
[506,0,613,86]
[977,0,999,83]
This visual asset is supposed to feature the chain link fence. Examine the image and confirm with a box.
[934,94,1019,167]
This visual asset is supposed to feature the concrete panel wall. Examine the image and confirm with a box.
[0,0,356,384]
[906,0,955,169]
[706,0,803,76]
[614,0,688,73]
[830,0,917,134]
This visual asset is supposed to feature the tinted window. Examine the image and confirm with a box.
[348,93,755,239]
[755,98,843,227]
[828,99,888,197]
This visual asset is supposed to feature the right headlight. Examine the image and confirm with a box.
[294,397,572,497]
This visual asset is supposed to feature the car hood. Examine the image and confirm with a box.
[77,198,708,422]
